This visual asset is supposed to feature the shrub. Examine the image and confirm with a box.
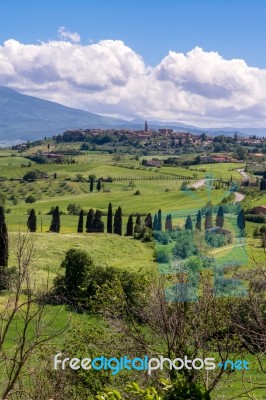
[25,195,36,204]
[155,247,170,263]
[134,190,141,195]
[245,214,266,223]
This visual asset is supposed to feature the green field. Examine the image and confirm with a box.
[0,148,265,398]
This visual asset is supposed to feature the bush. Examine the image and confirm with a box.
[67,203,81,215]
[133,190,141,195]
[155,247,170,263]
[172,230,198,259]
[245,214,266,223]
[53,249,149,313]
[25,195,36,204]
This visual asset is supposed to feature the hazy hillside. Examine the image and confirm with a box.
[0,86,127,145]
[0,86,265,146]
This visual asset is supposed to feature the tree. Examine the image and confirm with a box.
[165,214,173,231]
[89,177,94,192]
[237,209,245,235]
[260,178,266,191]
[93,209,104,233]
[114,207,122,235]
[86,209,94,233]
[0,206,8,267]
[77,210,84,233]
[96,179,102,192]
[107,202,113,234]
[145,213,153,229]
[107,203,113,233]
[61,248,93,301]
[125,215,134,236]
[185,215,193,230]
[25,195,36,204]
[27,209,37,232]
[195,210,202,230]
[216,206,224,227]
[134,214,142,234]
[153,213,158,231]
[205,209,213,230]
[234,145,247,160]
[49,206,60,233]
[67,203,81,215]
[158,209,162,231]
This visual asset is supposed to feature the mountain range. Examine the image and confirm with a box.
[0,86,265,146]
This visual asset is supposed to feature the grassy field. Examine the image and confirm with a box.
[0,148,265,398]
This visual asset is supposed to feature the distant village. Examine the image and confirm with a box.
[13,121,266,164]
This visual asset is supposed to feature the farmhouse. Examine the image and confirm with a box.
[145,158,163,167]
[205,226,232,236]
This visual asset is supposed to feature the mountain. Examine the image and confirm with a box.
[0,86,265,146]
[0,86,128,145]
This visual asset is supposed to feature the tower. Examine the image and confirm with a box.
[144,121,148,132]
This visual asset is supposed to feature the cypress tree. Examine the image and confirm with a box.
[27,209,37,232]
[89,177,94,192]
[205,209,213,230]
[114,206,122,235]
[77,210,84,233]
[107,202,113,233]
[216,206,224,227]
[165,214,173,231]
[153,213,158,231]
[126,215,134,236]
[96,179,102,192]
[0,206,8,267]
[158,209,162,231]
[237,209,245,235]
[145,213,153,229]
[93,209,104,232]
[185,215,193,230]
[260,178,266,191]
[195,210,202,230]
[86,209,94,233]
[50,206,60,233]
[134,214,142,234]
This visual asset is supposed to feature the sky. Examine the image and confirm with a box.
[1,0,266,127]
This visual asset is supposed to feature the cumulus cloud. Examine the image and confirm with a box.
[58,26,81,43]
[1,37,266,127]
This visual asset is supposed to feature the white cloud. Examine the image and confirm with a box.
[58,26,81,43]
[1,37,266,127]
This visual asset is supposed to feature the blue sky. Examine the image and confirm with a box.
[1,0,266,126]
[1,0,266,67]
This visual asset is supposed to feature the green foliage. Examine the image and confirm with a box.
[125,214,134,236]
[205,232,227,248]
[155,247,170,263]
[195,210,202,230]
[23,169,40,181]
[0,206,8,268]
[49,205,60,233]
[216,205,224,227]
[184,215,193,230]
[77,209,84,233]
[25,195,36,204]
[172,230,198,259]
[54,249,149,313]
[86,208,94,232]
[27,208,37,232]
[113,207,122,236]
[67,203,81,215]
[107,202,113,234]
